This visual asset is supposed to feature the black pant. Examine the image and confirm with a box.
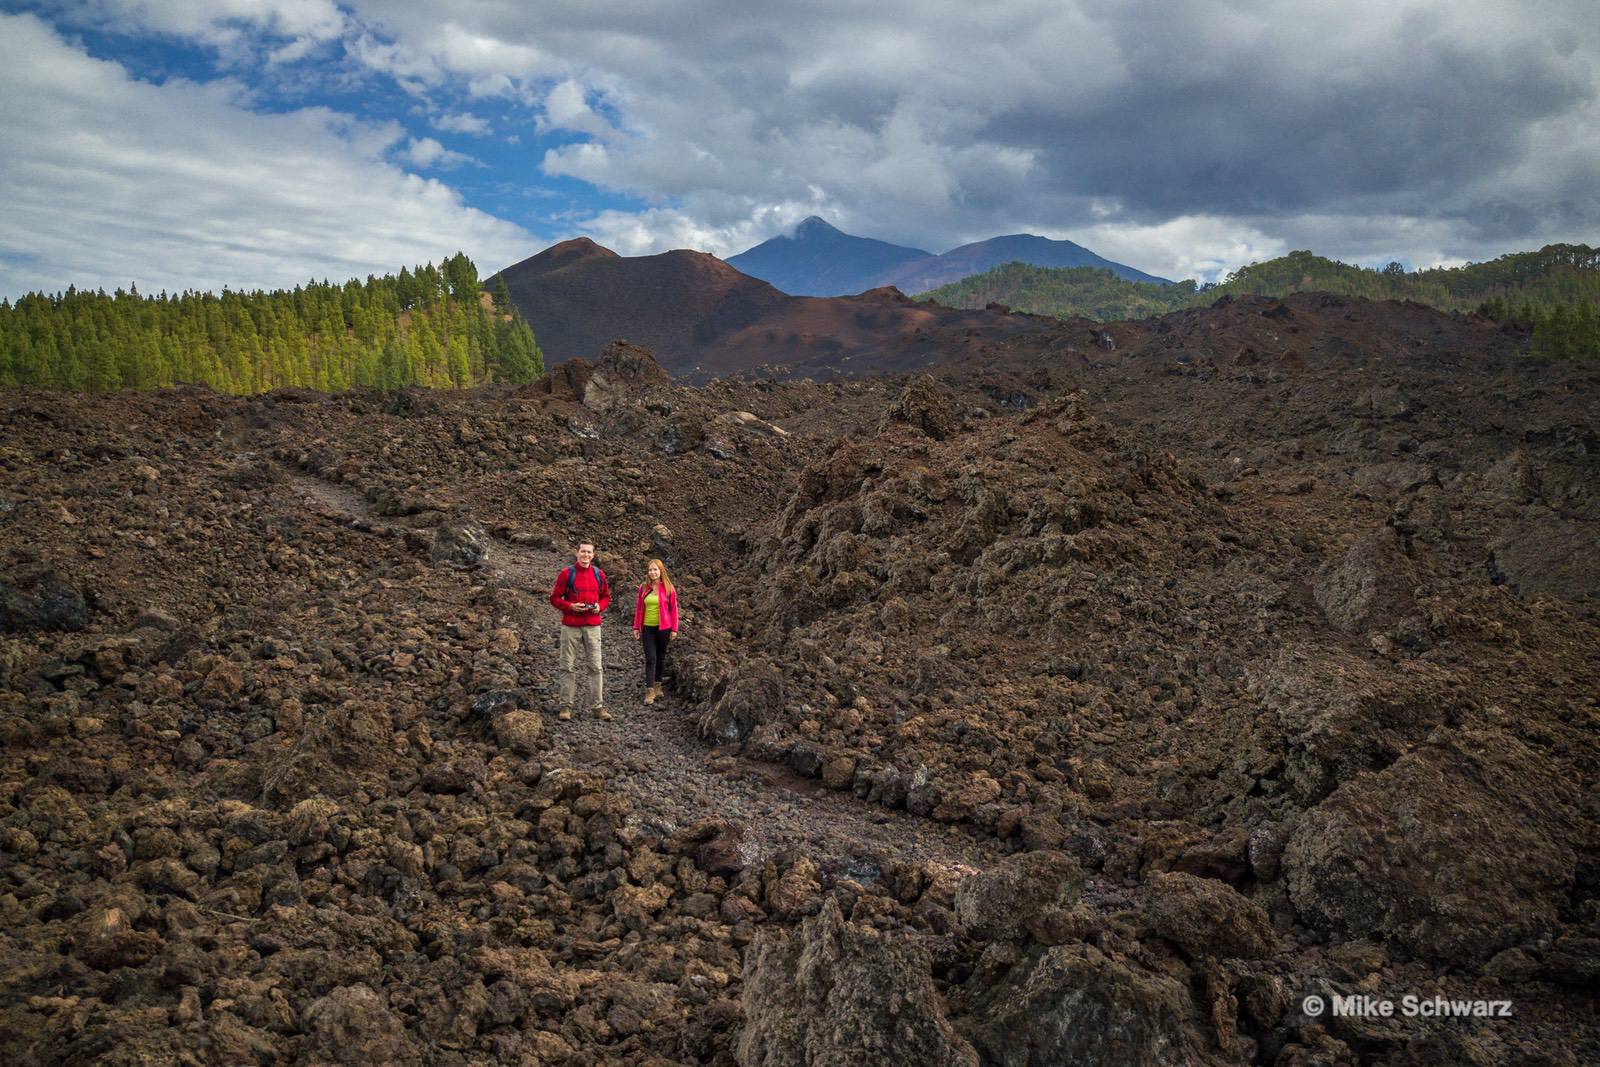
[641,626,669,686]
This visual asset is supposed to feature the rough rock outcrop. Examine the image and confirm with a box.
[958,943,1225,1067]
[953,850,1084,941]
[582,340,671,414]
[698,660,784,744]
[1283,728,1578,964]
[738,898,978,1067]
[1313,524,1416,633]
[1142,871,1277,960]
[303,984,421,1067]
[0,567,88,632]
[1489,515,1600,605]
[880,375,960,440]
[1254,648,1450,803]
[430,516,490,569]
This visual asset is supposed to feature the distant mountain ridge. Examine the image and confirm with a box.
[886,233,1173,291]
[727,216,1171,296]
[725,217,930,296]
[923,245,1600,340]
[488,235,1047,378]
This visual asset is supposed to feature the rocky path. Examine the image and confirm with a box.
[285,468,1002,878]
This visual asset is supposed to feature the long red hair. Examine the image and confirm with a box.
[644,558,675,596]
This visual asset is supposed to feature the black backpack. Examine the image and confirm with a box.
[563,564,608,602]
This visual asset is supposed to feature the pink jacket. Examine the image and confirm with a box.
[632,583,679,631]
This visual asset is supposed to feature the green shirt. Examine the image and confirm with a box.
[644,590,660,627]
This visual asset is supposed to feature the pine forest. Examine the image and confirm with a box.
[0,253,542,394]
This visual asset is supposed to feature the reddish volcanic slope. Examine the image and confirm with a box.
[492,239,790,369]
[492,239,1050,377]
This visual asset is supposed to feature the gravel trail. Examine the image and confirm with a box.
[286,467,1002,876]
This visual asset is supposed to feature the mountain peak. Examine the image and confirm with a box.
[494,236,621,280]
[728,219,930,296]
[794,216,839,237]
[547,236,616,257]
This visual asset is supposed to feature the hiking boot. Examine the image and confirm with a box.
[593,706,612,722]
[557,707,573,722]
[644,684,660,706]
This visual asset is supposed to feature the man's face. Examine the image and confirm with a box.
[576,543,595,566]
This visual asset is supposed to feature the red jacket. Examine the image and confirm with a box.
[632,583,679,632]
[550,564,610,627]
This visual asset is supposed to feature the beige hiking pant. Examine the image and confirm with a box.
[559,625,604,709]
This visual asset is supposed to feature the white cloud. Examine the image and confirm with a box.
[399,136,475,170]
[540,80,617,139]
[576,203,826,258]
[432,111,491,135]
[1062,217,1289,285]
[62,0,348,62]
[0,13,534,297]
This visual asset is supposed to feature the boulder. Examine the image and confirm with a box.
[1489,515,1600,606]
[880,375,959,440]
[597,339,671,388]
[612,883,673,932]
[1,566,88,632]
[430,517,490,569]
[953,851,1084,941]
[957,942,1225,1067]
[766,857,823,919]
[492,710,543,755]
[1253,647,1449,803]
[581,341,670,413]
[302,984,420,1067]
[738,898,978,1067]
[79,906,163,970]
[698,660,784,744]
[1312,525,1416,633]
[695,825,747,877]
[1142,871,1278,960]
[1283,728,1578,965]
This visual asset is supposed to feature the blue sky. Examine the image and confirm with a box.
[2,1,1597,298]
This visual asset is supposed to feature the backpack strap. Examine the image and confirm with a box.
[564,564,606,600]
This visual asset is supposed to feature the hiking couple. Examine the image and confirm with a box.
[548,539,678,721]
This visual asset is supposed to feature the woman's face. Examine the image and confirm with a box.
[648,563,661,582]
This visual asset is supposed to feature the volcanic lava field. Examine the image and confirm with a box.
[2,294,1597,1065]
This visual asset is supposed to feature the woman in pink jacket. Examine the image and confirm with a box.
[632,558,679,704]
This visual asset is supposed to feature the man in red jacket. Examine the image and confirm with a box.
[550,540,611,721]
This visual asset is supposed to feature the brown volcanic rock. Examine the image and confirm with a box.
[738,898,978,1067]
[1313,523,1417,633]
[696,288,1041,379]
[303,984,421,1067]
[3,290,1600,1064]
[1141,871,1278,960]
[594,338,671,387]
[581,339,672,415]
[954,942,1227,1067]
[953,850,1084,941]
[1283,728,1580,965]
